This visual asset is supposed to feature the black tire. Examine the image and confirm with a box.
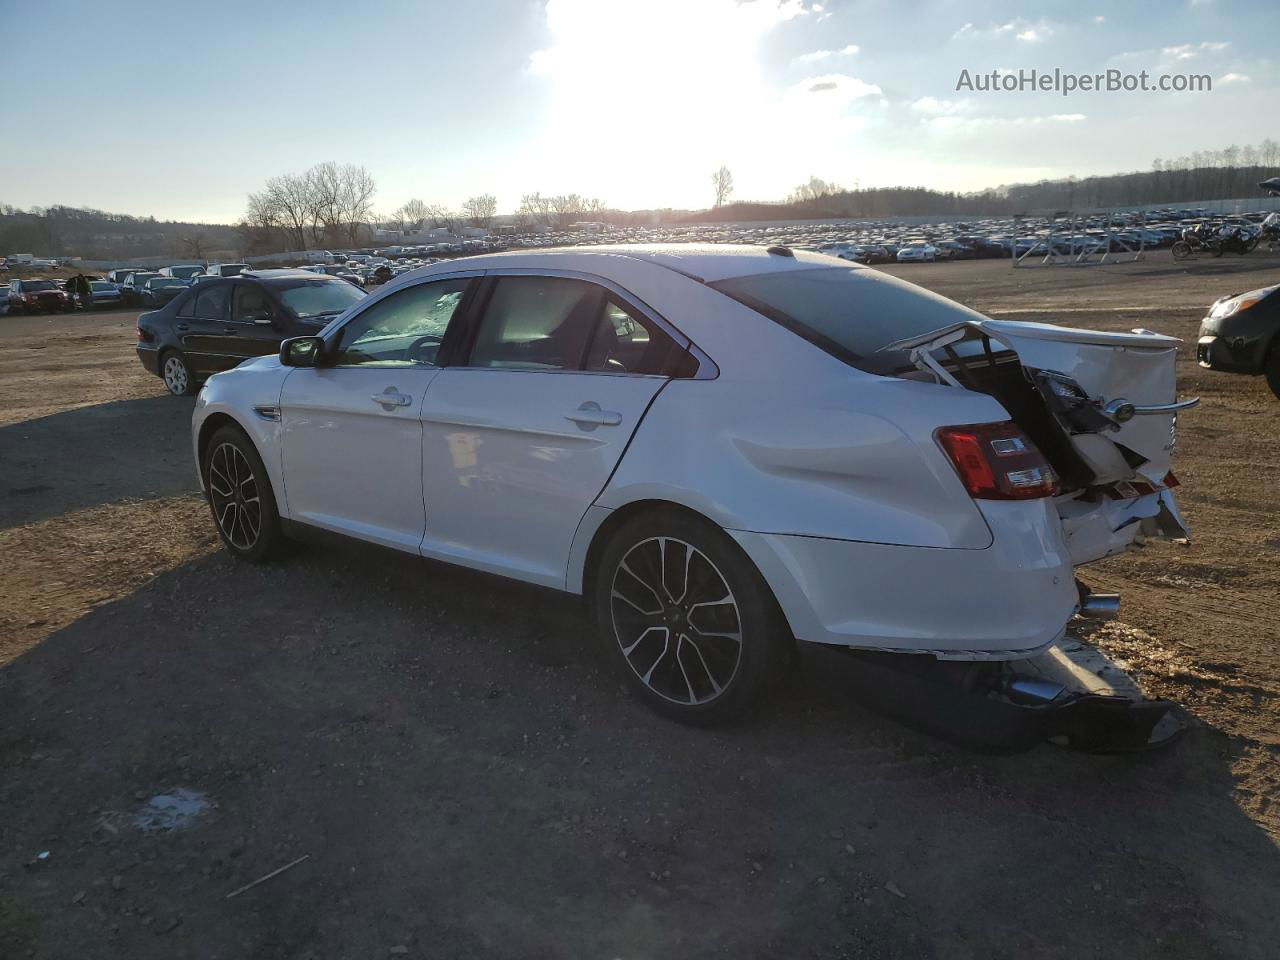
[1265,344,1280,401]
[160,350,196,396]
[1171,241,1191,260]
[592,509,789,725]
[1210,243,1225,258]
[202,425,287,562]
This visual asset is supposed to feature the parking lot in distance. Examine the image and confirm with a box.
[2,251,1279,958]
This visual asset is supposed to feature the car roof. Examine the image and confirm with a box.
[414,244,858,284]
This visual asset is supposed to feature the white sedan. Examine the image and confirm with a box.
[192,245,1194,723]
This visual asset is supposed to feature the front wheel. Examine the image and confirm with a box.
[1171,241,1191,260]
[203,425,287,562]
[593,510,788,724]
[1265,345,1280,401]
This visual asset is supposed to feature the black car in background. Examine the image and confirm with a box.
[1198,282,1280,399]
[136,269,367,395]
[141,276,189,306]
[121,271,162,306]
[6,278,71,313]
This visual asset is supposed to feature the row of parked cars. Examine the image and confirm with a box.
[472,206,1280,264]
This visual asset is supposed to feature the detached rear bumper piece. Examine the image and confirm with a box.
[802,636,1186,753]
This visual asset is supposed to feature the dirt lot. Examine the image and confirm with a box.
[2,252,1279,959]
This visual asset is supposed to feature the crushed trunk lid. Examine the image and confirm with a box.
[882,319,1198,486]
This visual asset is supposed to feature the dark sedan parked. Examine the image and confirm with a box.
[141,276,189,306]
[1197,282,1280,398]
[6,279,71,314]
[136,269,368,395]
[121,271,162,306]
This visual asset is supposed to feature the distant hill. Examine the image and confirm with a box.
[0,205,243,261]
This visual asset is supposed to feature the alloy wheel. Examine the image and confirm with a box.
[609,536,743,706]
[207,442,262,551]
[163,355,188,395]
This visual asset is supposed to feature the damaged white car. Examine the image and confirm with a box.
[192,246,1196,740]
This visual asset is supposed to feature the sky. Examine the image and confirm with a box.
[0,0,1274,223]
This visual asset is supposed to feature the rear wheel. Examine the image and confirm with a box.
[203,425,286,562]
[161,351,196,396]
[593,510,788,724]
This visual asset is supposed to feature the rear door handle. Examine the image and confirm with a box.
[372,389,413,408]
[565,401,622,429]
[176,323,190,332]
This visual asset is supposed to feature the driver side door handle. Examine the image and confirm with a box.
[372,390,414,408]
[564,401,623,429]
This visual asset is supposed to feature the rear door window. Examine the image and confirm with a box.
[583,297,681,376]
[193,283,231,322]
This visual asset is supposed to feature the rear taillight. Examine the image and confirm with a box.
[937,422,1059,500]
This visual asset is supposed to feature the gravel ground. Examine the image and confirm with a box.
[2,251,1278,959]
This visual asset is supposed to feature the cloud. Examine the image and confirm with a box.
[795,44,859,63]
[953,18,1056,43]
[797,73,882,100]
[910,96,970,115]
[1161,41,1229,60]
[927,112,1086,131]
[1218,72,1250,85]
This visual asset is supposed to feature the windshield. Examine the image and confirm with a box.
[169,266,203,278]
[277,279,367,319]
[151,278,185,288]
[710,267,988,369]
[90,282,114,291]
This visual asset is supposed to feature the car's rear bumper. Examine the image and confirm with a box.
[136,345,160,375]
[729,499,1078,660]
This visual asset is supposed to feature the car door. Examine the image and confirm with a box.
[278,275,476,552]
[418,272,687,588]
[223,280,290,363]
[177,281,237,375]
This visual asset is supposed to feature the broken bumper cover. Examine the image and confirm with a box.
[729,498,1079,658]
[803,636,1187,753]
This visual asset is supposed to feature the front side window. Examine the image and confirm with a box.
[466,276,601,370]
[334,277,470,366]
[232,283,274,322]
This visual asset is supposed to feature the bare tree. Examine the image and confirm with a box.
[712,165,734,207]
[394,198,431,228]
[181,232,209,260]
[462,194,498,228]
[518,192,554,227]
[787,176,840,205]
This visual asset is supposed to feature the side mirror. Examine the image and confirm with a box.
[280,336,325,367]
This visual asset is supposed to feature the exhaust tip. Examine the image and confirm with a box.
[1079,593,1120,620]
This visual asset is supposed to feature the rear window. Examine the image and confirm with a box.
[710,267,986,369]
[22,280,56,291]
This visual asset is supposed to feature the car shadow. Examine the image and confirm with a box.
[0,395,198,530]
[2,539,1278,958]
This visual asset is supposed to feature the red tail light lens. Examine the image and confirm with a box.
[937,422,1059,500]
